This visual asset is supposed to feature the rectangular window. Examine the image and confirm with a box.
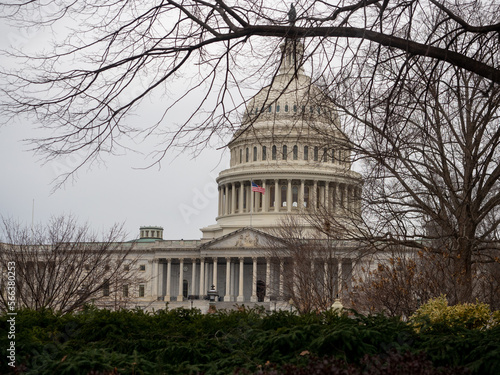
[123,284,129,297]
[282,145,287,160]
[103,280,110,297]
[314,147,319,161]
[124,264,129,271]
[304,146,308,160]
[139,284,145,297]
[139,264,146,271]
[262,146,267,160]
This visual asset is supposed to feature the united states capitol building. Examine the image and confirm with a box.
[122,41,364,312]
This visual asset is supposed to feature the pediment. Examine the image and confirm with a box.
[200,227,281,250]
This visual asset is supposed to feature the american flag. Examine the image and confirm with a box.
[251,181,265,194]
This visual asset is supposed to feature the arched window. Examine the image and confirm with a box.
[276,104,280,112]
[338,150,342,163]
[239,149,242,163]
[304,186,309,207]
[246,147,249,162]
[262,146,267,160]
[285,104,289,112]
[292,186,298,207]
[253,146,257,161]
[304,146,309,160]
[282,145,287,160]
[272,145,277,160]
[293,145,298,160]
[293,104,297,112]
[331,148,335,163]
[281,185,287,207]
[314,146,319,161]
[268,105,272,112]
[323,148,328,162]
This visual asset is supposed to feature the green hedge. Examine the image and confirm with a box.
[1,306,498,374]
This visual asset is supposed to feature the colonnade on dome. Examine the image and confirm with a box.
[217,179,361,218]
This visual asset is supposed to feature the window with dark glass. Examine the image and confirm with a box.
[276,105,280,112]
[304,146,309,160]
[272,145,277,160]
[240,149,242,163]
[283,145,287,160]
[270,185,275,207]
[103,280,110,296]
[285,104,289,112]
[331,148,335,163]
[314,146,319,161]
[281,185,287,207]
[246,147,249,162]
[293,145,298,160]
[262,146,267,160]
[323,148,328,162]
[139,284,145,297]
[304,186,309,207]
[253,146,257,161]
[292,186,298,207]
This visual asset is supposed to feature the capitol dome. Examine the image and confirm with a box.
[201,39,362,240]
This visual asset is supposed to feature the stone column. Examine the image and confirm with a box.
[262,180,268,212]
[299,179,305,210]
[218,187,223,216]
[335,183,341,213]
[265,259,271,302]
[152,259,159,299]
[239,182,244,213]
[212,257,218,290]
[177,258,184,301]
[325,182,330,210]
[251,257,258,302]
[313,180,318,211]
[231,182,237,214]
[274,179,279,212]
[225,258,232,301]
[191,258,197,296]
[199,258,205,297]
[224,184,229,215]
[250,182,255,213]
[166,259,172,301]
[237,257,245,302]
[158,261,164,298]
[287,179,292,212]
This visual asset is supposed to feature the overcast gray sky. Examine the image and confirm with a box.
[0,15,228,241]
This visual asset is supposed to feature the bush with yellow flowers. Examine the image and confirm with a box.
[410,295,499,333]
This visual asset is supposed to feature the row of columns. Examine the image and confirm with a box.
[150,257,347,303]
[217,179,361,217]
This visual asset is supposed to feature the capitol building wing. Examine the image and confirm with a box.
[104,40,364,312]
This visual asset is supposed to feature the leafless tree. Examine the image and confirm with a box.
[0,1,499,182]
[351,247,500,317]
[0,215,137,313]
[303,26,500,302]
[266,215,360,313]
